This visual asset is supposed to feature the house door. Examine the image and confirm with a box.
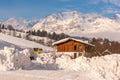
[74,53,77,59]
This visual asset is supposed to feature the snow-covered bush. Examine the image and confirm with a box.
[0,47,31,71]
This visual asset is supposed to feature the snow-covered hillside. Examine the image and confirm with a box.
[0,33,53,51]
[0,40,22,50]
[32,11,120,41]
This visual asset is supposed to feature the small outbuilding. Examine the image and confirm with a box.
[52,37,95,58]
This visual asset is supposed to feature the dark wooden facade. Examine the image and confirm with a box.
[57,40,85,52]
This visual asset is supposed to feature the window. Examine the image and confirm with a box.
[74,45,77,50]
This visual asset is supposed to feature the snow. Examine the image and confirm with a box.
[52,37,94,46]
[35,53,57,70]
[4,18,39,30]
[0,47,31,71]
[0,46,120,80]
[0,33,53,51]
[33,54,120,80]
[28,35,54,45]
[0,33,119,80]
[114,14,120,22]
[0,11,120,80]
[0,70,90,80]
[0,32,119,80]
[32,11,120,41]
[0,40,21,49]
[56,54,120,80]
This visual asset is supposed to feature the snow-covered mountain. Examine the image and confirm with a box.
[4,18,39,30]
[1,11,120,41]
[32,11,120,41]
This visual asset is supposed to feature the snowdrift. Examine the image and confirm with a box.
[35,53,57,70]
[0,47,31,71]
[37,54,120,80]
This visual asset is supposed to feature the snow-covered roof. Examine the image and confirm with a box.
[52,37,95,46]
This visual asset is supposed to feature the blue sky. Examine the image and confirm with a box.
[0,0,120,20]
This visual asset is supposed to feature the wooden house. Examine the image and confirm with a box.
[52,37,95,58]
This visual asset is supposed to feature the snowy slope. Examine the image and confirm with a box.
[0,33,53,51]
[0,40,22,50]
[32,11,120,41]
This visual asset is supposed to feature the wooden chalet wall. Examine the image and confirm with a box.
[57,40,85,52]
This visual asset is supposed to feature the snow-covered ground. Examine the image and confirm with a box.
[0,47,119,80]
[0,70,90,80]
[0,33,53,51]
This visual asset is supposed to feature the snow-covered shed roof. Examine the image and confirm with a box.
[52,37,95,47]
